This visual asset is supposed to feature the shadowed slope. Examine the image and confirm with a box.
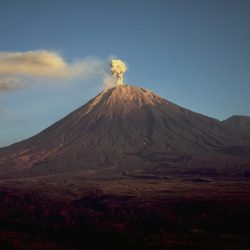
[0,85,249,177]
[223,115,250,139]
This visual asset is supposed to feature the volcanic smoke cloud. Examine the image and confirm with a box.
[0,50,106,93]
[0,50,128,93]
[110,60,126,86]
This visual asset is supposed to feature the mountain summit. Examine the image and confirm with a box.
[0,85,249,177]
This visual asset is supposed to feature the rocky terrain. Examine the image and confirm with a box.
[0,85,249,178]
[0,85,250,249]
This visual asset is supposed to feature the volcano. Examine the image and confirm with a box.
[0,85,250,177]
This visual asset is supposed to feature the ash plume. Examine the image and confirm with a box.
[0,50,128,93]
[110,60,127,86]
[0,50,109,93]
[0,78,27,93]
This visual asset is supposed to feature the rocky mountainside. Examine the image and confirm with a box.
[0,85,249,177]
[223,115,250,139]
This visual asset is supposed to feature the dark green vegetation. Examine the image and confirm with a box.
[0,171,250,250]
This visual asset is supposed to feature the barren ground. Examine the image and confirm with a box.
[0,169,250,250]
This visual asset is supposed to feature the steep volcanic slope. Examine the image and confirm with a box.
[0,85,249,177]
[223,115,250,139]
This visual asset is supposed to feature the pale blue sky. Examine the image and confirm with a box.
[0,0,250,147]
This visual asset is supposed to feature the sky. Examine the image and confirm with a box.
[0,0,250,147]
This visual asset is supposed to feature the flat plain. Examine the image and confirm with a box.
[0,169,250,250]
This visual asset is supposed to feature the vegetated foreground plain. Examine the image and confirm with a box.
[0,169,250,250]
